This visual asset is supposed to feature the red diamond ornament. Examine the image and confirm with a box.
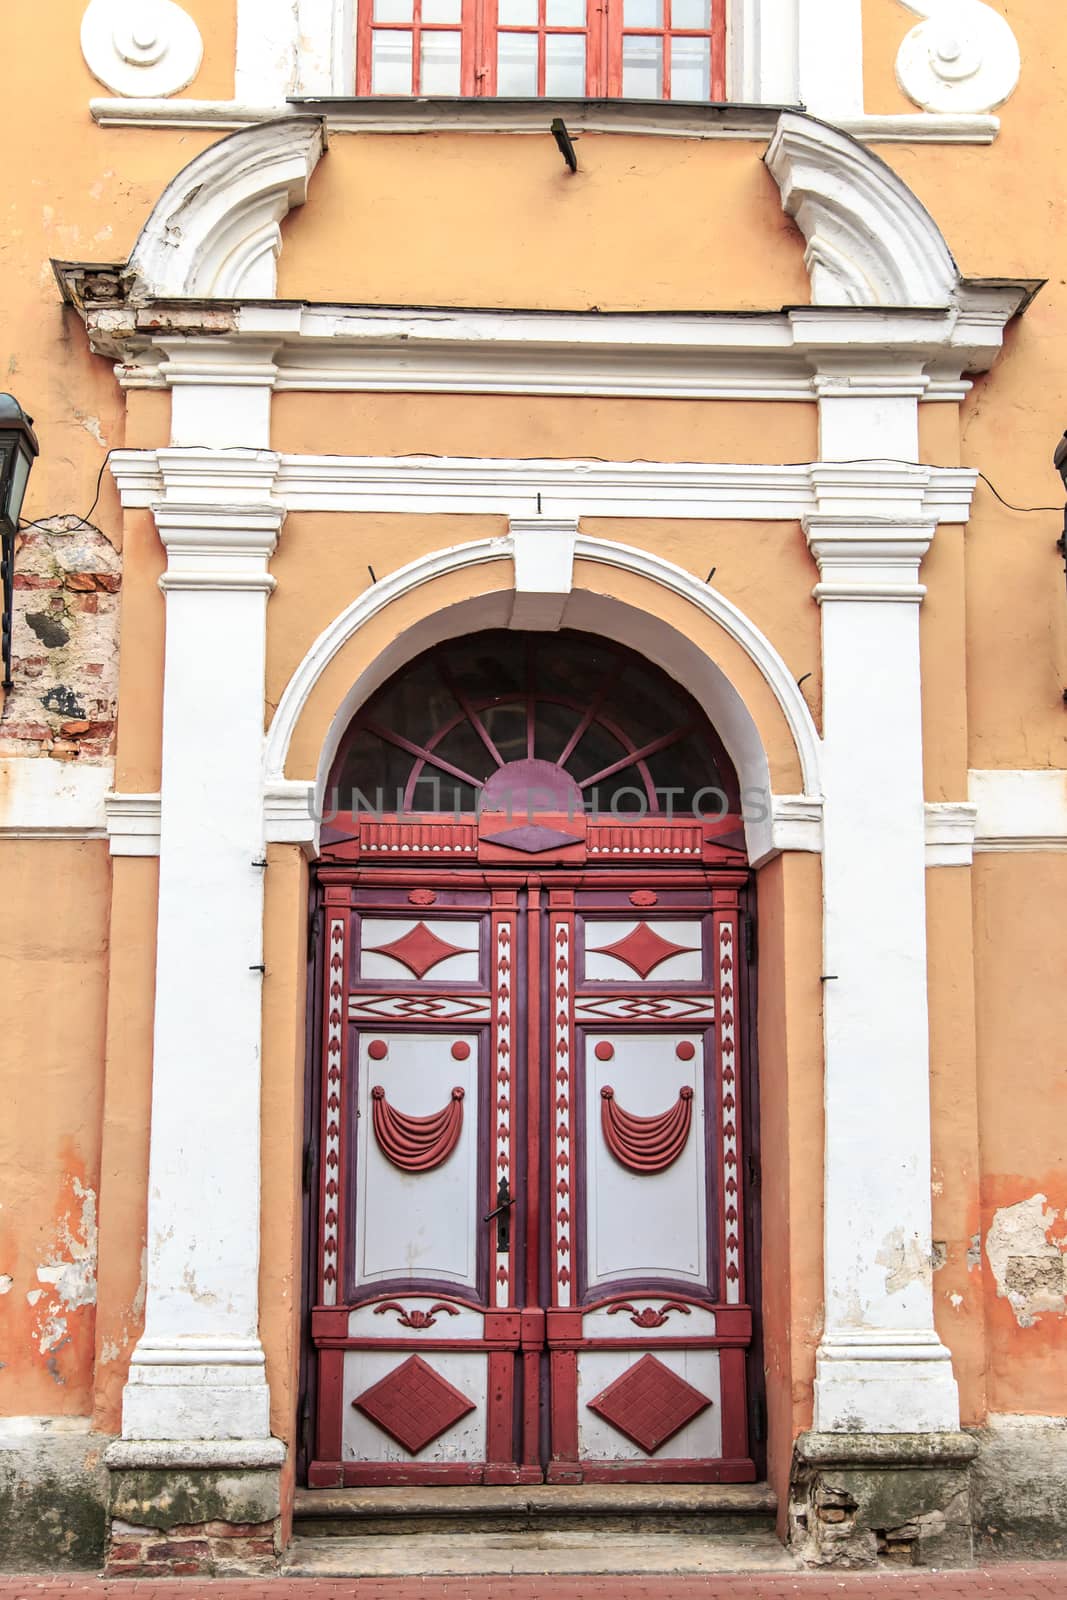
[353,1355,477,1454]
[372,922,466,979]
[586,1353,712,1454]
[591,922,690,980]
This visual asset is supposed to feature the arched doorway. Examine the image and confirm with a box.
[306,631,759,1486]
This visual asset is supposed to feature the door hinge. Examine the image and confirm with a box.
[743,912,756,965]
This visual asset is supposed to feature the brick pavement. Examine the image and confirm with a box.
[2,1569,1067,1599]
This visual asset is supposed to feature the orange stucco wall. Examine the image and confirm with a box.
[0,841,110,1413]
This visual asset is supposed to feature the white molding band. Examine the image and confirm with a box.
[67,298,1031,408]
[970,769,1067,853]
[87,98,1003,145]
[0,757,111,841]
[111,451,980,525]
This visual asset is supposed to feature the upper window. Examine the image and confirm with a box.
[356,0,726,99]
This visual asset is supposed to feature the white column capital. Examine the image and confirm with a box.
[804,516,935,605]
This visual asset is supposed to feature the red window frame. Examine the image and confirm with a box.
[354,0,726,100]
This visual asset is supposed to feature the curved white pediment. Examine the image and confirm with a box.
[127,117,327,300]
[765,112,959,308]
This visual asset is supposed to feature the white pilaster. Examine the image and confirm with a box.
[120,449,285,1444]
[805,459,960,1434]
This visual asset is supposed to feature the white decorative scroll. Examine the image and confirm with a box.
[895,1,1020,115]
[81,0,203,97]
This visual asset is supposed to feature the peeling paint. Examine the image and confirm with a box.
[986,1195,1067,1327]
[0,1275,11,1295]
[31,1178,99,1359]
[876,1227,934,1293]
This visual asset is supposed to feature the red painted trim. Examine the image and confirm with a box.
[524,883,542,1312]
[549,1349,579,1463]
[487,1349,515,1466]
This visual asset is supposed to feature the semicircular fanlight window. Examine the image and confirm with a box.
[327,630,738,823]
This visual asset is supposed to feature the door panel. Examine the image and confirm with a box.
[310,871,754,1487]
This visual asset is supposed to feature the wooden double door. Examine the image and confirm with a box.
[308,868,755,1486]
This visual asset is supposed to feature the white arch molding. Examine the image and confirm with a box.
[262,530,825,867]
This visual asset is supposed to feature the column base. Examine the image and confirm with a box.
[121,1339,273,1440]
[104,1437,286,1577]
[813,1331,961,1433]
[789,1431,978,1569]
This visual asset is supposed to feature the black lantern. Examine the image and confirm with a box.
[0,394,40,692]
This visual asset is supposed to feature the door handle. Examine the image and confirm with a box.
[484,1177,515,1251]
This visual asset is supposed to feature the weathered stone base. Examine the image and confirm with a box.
[0,1419,110,1571]
[971,1414,1067,1561]
[789,1431,978,1569]
[104,1439,285,1576]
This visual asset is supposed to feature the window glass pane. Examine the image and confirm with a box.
[670,0,709,25]
[420,29,462,91]
[545,31,585,94]
[371,29,414,90]
[480,702,529,764]
[622,33,662,95]
[669,33,709,97]
[497,30,539,93]
[546,0,585,23]
[567,724,630,785]
[535,701,583,764]
[374,0,413,18]
[422,0,461,19]
[497,0,537,23]
[430,720,497,785]
[623,0,662,24]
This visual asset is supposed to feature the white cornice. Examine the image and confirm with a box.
[75,299,1032,402]
[109,450,978,526]
[86,97,1001,146]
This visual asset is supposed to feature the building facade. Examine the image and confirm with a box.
[1,0,1066,1575]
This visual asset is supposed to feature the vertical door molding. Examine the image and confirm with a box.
[118,448,286,1447]
[803,451,960,1434]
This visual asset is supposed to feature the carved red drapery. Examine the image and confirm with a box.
[600,1085,693,1174]
[371,1085,465,1172]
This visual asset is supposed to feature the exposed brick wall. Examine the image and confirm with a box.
[106,1519,279,1578]
[1,517,120,763]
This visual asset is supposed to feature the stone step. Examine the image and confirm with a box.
[293,1482,778,1540]
[284,1529,795,1578]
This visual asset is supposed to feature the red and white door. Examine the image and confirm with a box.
[308,868,755,1486]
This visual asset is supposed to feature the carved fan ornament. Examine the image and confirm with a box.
[371,1085,465,1172]
[601,1085,693,1174]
